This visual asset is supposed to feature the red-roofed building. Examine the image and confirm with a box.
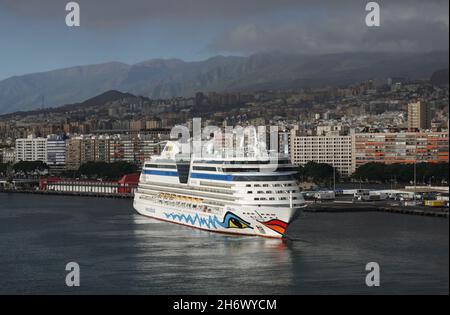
[39,173,140,195]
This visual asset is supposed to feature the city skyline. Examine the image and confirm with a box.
[2,79,448,177]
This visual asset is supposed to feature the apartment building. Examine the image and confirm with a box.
[65,136,111,170]
[1,148,15,164]
[145,118,162,129]
[408,101,431,130]
[110,135,160,166]
[46,135,66,172]
[316,125,349,136]
[65,138,82,170]
[352,132,449,172]
[15,135,47,163]
[290,128,353,176]
[66,135,161,170]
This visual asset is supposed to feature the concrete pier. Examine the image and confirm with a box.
[305,201,449,218]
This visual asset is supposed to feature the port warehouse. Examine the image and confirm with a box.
[38,173,139,195]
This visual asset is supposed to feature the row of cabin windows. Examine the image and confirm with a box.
[192,166,217,172]
[247,190,297,194]
[222,167,298,173]
[254,197,299,201]
[233,175,296,181]
[245,183,294,187]
[192,166,297,172]
[145,164,177,169]
[193,160,290,165]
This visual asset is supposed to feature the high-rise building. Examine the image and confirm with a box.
[290,128,353,177]
[408,101,431,130]
[94,138,110,162]
[46,135,66,172]
[278,130,291,156]
[109,135,160,167]
[65,138,82,170]
[15,135,47,163]
[65,136,111,170]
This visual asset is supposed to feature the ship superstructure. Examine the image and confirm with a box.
[133,140,305,238]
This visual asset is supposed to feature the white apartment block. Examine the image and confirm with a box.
[15,136,48,163]
[15,135,66,169]
[290,132,353,177]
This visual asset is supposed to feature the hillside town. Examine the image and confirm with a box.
[0,77,448,187]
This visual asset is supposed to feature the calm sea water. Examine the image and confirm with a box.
[0,193,448,295]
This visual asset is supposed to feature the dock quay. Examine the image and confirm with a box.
[1,186,448,218]
[0,188,133,199]
[305,201,449,218]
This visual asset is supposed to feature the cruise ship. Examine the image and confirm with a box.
[133,140,306,238]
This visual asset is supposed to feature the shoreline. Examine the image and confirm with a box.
[1,189,448,218]
[0,189,133,199]
[305,201,449,218]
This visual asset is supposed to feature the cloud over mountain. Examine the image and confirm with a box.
[2,0,448,52]
[209,1,449,54]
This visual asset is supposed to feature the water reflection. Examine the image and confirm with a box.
[130,215,295,293]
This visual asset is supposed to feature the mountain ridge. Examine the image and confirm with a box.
[0,51,448,114]
[0,90,139,119]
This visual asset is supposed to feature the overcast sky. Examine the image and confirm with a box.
[0,0,448,80]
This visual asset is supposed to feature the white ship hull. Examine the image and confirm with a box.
[133,192,298,238]
[133,139,306,239]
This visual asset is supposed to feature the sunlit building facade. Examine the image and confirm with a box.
[352,132,449,172]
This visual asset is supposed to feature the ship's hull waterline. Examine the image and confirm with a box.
[133,192,300,238]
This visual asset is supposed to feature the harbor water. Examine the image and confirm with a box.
[0,193,448,294]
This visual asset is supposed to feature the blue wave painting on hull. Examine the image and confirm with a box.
[164,212,220,229]
[163,211,253,230]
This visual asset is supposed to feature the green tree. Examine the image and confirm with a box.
[301,161,339,185]
[13,161,48,174]
[0,163,9,175]
[353,162,449,184]
[353,163,387,182]
[78,161,138,180]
